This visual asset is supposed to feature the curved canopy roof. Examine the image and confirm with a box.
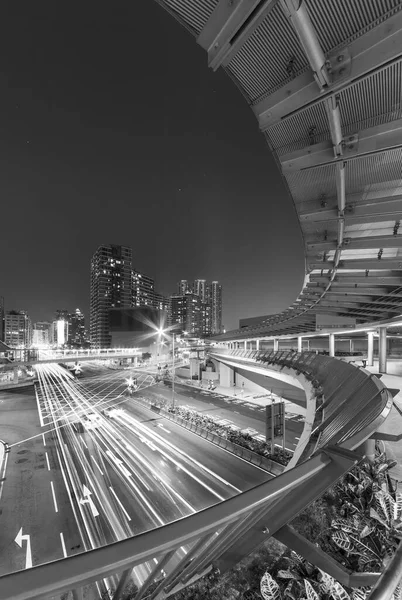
[155,0,402,339]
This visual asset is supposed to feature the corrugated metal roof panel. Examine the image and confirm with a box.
[162,0,218,34]
[306,0,402,53]
[226,4,307,104]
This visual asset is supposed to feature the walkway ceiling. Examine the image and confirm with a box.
[154,0,402,340]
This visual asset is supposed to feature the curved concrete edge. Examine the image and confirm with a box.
[284,373,316,471]
[211,353,318,469]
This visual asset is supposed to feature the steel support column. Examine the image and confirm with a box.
[379,327,387,374]
[329,334,335,358]
[361,438,376,464]
[297,336,302,353]
[367,332,374,367]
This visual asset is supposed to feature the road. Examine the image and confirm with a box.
[0,363,272,594]
[76,363,304,451]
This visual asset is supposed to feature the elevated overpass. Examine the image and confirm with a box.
[1,1,402,598]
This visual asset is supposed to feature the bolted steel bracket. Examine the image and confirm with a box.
[326,46,351,85]
[343,132,359,155]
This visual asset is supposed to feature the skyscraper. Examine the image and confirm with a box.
[210,281,223,335]
[5,310,32,348]
[68,309,86,347]
[169,293,202,336]
[0,296,4,342]
[178,280,189,295]
[90,245,132,347]
[132,270,155,307]
[32,322,51,347]
[193,279,207,302]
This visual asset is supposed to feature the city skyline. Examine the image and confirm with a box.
[0,0,304,332]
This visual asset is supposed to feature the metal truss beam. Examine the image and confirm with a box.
[302,212,402,231]
[310,301,400,315]
[300,194,402,222]
[254,11,402,129]
[310,274,402,284]
[305,283,392,293]
[309,307,389,319]
[308,258,402,270]
[217,446,359,574]
[198,0,278,71]
[281,119,402,173]
[307,234,402,252]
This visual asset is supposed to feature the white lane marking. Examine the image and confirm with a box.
[91,455,104,475]
[60,532,67,557]
[81,438,88,449]
[42,433,46,446]
[34,387,45,427]
[109,487,131,521]
[0,446,10,503]
[50,481,59,512]
[14,528,32,569]
[45,452,51,471]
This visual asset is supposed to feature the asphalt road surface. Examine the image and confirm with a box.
[0,364,273,592]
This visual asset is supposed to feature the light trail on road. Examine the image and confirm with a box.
[32,362,268,593]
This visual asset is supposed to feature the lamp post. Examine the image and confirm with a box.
[172,333,175,409]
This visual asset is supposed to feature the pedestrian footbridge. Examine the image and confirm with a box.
[2,0,402,597]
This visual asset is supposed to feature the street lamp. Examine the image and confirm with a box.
[157,327,178,410]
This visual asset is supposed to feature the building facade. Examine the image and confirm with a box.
[0,296,4,342]
[90,245,132,348]
[210,281,223,335]
[169,293,202,336]
[193,279,207,302]
[68,308,86,347]
[5,310,32,348]
[32,321,51,347]
[132,271,155,307]
[177,280,189,295]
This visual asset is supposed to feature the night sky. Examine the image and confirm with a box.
[1,1,304,331]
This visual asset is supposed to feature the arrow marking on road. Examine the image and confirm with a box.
[79,484,99,517]
[106,450,132,478]
[14,527,32,569]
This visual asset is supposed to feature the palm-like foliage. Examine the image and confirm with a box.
[261,445,402,600]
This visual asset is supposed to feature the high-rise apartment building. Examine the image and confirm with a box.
[210,281,223,335]
[178,280,189,295]
[68,309,86,347]
[5,310,32,348]
[169,293,202,336]
[132,270,155,307]
[0,296,4,342]
[193,279,207,302]
[32,322,51,347]
[90,245,132,347]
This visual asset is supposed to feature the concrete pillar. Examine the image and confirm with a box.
[244,341,247,350]
[273,339,279,352]
[329,334,335,357]
[13,367,19,383]
[219,363,234,388]
[349,339,354,353]
[379,327,387,374]
[256,339,260,351]
[297,337,302,353]
[367,332,374,366]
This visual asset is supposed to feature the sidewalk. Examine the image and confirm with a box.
[180,379,306,417]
